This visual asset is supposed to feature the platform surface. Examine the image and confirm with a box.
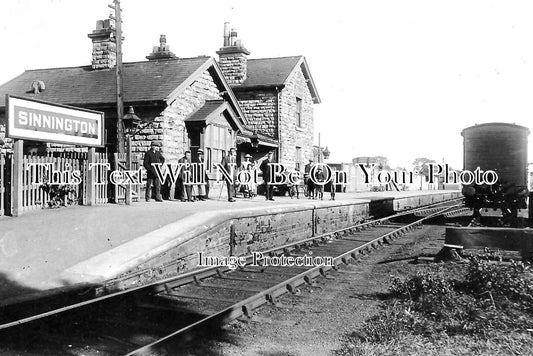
[0,189,457,304]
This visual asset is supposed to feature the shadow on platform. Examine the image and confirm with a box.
[0,271,40,307]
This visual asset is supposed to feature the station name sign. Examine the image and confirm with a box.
[6,95,104,147]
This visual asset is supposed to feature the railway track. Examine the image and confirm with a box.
[0,199,463,356]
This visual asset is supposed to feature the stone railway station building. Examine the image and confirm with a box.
[0,19,320,185]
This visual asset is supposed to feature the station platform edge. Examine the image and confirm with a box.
[0,190,460,306]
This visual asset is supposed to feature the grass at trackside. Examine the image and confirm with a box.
[335,254,533,356]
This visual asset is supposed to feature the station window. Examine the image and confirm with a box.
[204,124,232,172]
[206,148,212,171]
[295,146,302,171]
[296,97,302,127]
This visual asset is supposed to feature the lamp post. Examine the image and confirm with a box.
[110,0,125,155]
[317,133,331,163]
[122,106,144,205]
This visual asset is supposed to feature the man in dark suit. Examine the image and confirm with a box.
[260,151,274,201]
[194,149,208,201]
[304,159,314,198]
[220,147,237,202]
[177,150,193,202]
[315,166,325,200]
[143,141,164,202]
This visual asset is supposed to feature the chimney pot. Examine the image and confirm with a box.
[217,23,250,85]
[223,22,230,46]
[230,28,238,45]
[146,34,177,60]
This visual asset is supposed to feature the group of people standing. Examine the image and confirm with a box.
[143,142,277,203]
[221,148,275,202]
[304,159,337,200]
[143,141,208,202]
[172,149,209,202]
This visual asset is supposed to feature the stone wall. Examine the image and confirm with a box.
[99,200,369,292]
[235,89,278,139]
[91,39,117,70]
[130,69,222,164]
[218,54,247,85]
[393,191,460,212]
[231,208,315,256]
[104,220,233,292]
[278,64,314,168]
[61,191,461,293]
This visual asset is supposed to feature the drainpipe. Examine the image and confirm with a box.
[276,86,281,162]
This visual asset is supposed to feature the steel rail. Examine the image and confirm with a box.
[125,204,460,356]
[0,198,462,331]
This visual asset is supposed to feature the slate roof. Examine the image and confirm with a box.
[241,56,303,87]
[238,55,321,104]
[185,100,225,122]
[0,57,210,108]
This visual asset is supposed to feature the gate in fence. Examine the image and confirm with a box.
[0,151,111,216]
[2,96,151,216]
[113,153,143,204]
[0,152,10,216]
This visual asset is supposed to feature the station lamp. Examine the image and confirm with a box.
[250,130,260,149]
[122,106,142,132]
[323,146,330,160]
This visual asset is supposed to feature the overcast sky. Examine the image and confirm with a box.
[1,0,532,169]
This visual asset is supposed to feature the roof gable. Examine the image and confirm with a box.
[185,99,245,132]
[186,100,226,122]
[167,58,248,126]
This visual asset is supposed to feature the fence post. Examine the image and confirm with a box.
[125,135,132,205]
[0,153,4,216]
[87,147,96,206]
[12,139,23,216]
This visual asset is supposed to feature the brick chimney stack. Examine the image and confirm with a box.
[88,19,117,70]
[216,22,250,86]
[146,34,177,60]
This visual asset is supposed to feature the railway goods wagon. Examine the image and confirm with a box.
[461,122,530,222]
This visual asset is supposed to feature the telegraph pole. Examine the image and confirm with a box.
[318,132,322,163]
[111,0,125,154]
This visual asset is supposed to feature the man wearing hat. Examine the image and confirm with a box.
[241,154,253,168]
[304,159,314,198]
[194,149,208,201]
[260,151,275,201]
[220,147,237,202]
[240,153,256,198]
[177,150,194,202]
[143,141,164,202]
[315,166,325,200]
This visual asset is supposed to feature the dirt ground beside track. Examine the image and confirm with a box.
[197,224,446,356]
